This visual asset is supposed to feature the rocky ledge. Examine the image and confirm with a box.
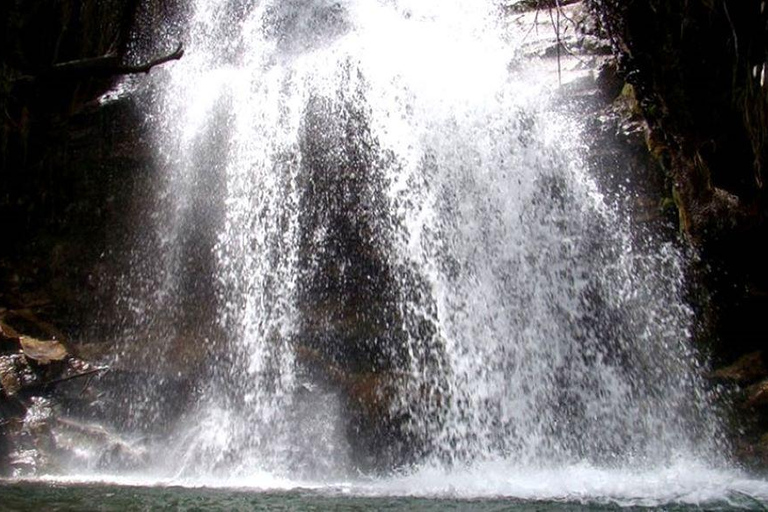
[0,309,108,475]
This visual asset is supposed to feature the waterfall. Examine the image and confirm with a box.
[92,0,723,483]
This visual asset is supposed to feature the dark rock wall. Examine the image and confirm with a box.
[0,0,166,473]
[588,0,768,357]
[588,0,768,467]
[0,0,177,338]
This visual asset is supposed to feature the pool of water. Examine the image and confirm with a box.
[1,481,767,512]
[5,463,768,511]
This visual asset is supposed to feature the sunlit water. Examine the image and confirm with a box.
[7,463,768,510]
[13,0,768,508]
[2,484,765,512]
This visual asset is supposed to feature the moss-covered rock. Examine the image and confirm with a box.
[587,0,768,467]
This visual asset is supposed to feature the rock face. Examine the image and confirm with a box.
[587,0,768,467]
[0,310,107,475]
[707,350,768,467]
[711,352,767,386]
[0,0,181,475]
[296,92,405,375]
[587,0,768,356]
[294,89,449,470]
[2,0,148,334]
[0,0,188,355]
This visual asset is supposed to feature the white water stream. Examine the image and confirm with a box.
[45,0,768,505]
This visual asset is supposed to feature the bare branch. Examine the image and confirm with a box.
[33,43,184,81]
[25,366,109,392]
[109,43,185,75]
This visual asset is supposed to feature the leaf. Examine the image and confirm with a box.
[19,336,68,364]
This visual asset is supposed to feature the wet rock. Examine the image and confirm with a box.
[8,450,40,476]
[1,397,55,476]
[710,351,767,386]
[596,60,623,101]
[0,309,67,348]
[3,397,143,476]
[575,35,612,55]
[53,418,149,470]
[0,355,24,396]
[295,344,393,415]
[0,312,107,475]
[0,323,20,353]
[744,379,768,409]
[735,432,768,470]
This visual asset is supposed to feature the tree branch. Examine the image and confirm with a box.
[48,43,184,78]
[113,43,185,74]
[23,366,109,392]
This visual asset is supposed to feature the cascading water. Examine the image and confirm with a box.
[61,0,749,499]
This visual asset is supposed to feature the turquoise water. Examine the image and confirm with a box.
[1,481,767,512]
[4,464,768,512]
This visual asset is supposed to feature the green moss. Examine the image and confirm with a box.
[658,196,676,214]
[671,184,688,235]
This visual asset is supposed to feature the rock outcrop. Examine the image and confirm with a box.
[0,309,107,475]
[0,0,183,475]
[587,0,768,467]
